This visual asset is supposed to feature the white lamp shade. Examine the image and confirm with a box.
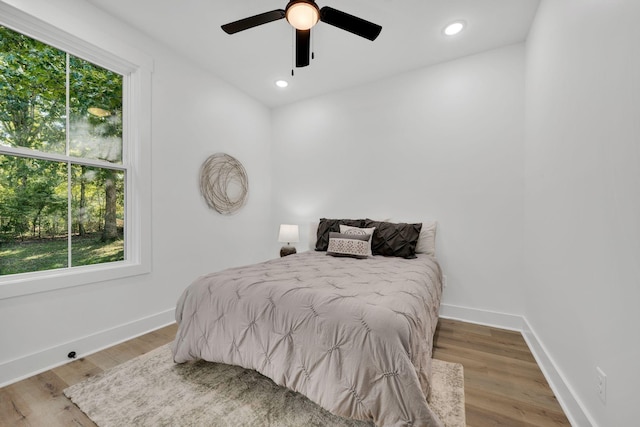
[278,224,300,243]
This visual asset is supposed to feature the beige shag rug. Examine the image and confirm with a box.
[64,344,465,427]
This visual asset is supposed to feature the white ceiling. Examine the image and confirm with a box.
[84,0,540,107]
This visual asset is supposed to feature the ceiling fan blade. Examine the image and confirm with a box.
[319,6,382,41]
[221,9,286,34]
[296,29,311,67]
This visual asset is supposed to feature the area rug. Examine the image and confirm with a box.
[64,344,465,427]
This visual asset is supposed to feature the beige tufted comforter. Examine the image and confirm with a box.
[172,251,444,427]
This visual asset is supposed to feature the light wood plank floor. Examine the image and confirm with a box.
[0,319,570,426]
[433,318,571,426]
[0,325,177,427]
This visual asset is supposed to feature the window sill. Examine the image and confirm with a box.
[0,262,150,300]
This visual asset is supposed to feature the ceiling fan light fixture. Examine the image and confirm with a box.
[286,0,320,30]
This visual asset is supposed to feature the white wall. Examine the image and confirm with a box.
[4,2,636,425]
[525,1,640,426]
[0,0,273,385]
[272,44,526,316]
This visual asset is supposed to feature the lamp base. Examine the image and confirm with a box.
[280,245,297,257]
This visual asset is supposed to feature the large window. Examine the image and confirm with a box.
[0,25,126,277]
[0,7,152,296]
[0,4,151,299]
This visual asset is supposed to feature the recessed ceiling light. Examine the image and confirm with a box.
[443,21,465,36]
[275,80,289,88]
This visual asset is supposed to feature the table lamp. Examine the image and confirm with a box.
[278,224,299,257]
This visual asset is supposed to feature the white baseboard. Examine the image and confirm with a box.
[439,303,525,331]
[0,308,175,388]
[521,318,597,427]
[439,303,592,427]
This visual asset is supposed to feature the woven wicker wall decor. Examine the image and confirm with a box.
[199,153,249,215]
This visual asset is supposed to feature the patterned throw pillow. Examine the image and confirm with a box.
[315,218,365,251]
[326,232,371,259]
[339,225,376,256]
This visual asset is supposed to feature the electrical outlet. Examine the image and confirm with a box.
[442,275,448,288]
[596,367,606,404]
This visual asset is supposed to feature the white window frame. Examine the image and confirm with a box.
[0,3,152,299]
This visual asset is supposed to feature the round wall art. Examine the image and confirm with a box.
[199,153,249,215]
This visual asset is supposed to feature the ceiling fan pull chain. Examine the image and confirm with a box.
[311,29,315,60]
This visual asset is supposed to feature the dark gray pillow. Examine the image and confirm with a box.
[363,219,422,259]
[326,232,371,259]
[315,218,365,251]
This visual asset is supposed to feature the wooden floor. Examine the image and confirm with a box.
[433,318,570,426]
[0,319,570,427]
[0,324,178,427]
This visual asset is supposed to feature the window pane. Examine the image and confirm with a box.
[0,26,131,281]
[69,56,123,163]
[0,26,66,153]
[0,154,68,275]
[70,165,124,267]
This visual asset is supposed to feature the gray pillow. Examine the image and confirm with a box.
[363,220,422,259]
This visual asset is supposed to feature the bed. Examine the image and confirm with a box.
[172,219,443,427]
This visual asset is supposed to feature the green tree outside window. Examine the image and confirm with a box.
[0,25,125,276]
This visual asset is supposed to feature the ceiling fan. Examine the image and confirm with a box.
[221,0,382,68]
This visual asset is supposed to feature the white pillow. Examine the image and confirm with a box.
[309,221,319,251]
[339,225,376,256]
[415,220,437,256]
